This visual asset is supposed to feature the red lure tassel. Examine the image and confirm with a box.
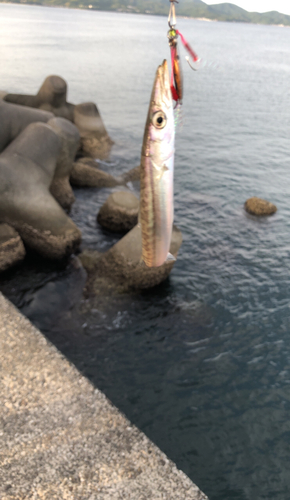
[175,29,199,64]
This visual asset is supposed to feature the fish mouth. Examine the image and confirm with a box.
[158,60,170,90]
[153,59,172,108]
[141,60,173,157]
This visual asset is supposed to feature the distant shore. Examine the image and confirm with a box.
[0,0,290,27]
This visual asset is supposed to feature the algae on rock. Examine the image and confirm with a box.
[80,224,182,295]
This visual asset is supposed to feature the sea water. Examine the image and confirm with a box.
[1,5,290,499]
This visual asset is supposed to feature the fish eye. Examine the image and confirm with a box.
[152,111,167,129]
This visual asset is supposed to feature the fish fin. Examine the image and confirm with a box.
[162,164,169,178]
[156,164,170,182]
[166,252,176,263]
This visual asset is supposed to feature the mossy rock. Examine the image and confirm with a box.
[97,191,139,233]
[244,197,277,216]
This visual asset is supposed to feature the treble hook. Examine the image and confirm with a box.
[185,56,198,71]
[168,0,179,29]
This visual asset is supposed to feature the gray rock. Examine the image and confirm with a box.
[4,76,113,159]
[245,197,277,216]
[0,223,25,272]
[4,75,74,121]
[97,191,139,233]
[73,102,114,160]
[80,224,182,294]
[0,99,53,153]
[70,157,119,188]
[48,117,80,210]
[121,165,140,183]
[0,122,81,259]
[0,90,7,100]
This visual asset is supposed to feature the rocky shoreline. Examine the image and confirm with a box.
[0,75,210,499]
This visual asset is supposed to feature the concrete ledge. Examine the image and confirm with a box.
[0,293,208,500]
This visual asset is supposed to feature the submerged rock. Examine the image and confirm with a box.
[70,157,119,188]
[0,122,81,259]
[48,117,80,210]
[73,102,114,160]
[4,75,74,121]
[80,224,182,294]
[0,224,25,272]
[97,191,139,233]
[245,197,277,216]
[21,256,87,330]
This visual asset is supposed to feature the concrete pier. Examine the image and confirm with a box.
[0,292,208,499]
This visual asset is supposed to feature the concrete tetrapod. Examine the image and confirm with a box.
[0,122,81,259]
[47,117,80,210]
[74,102,114,160]
[70,157,119,188]
[0,99,53,153]
[80,224,182,294]
[4,75,74,121]
[0,223,25,272]
[4,75,113,159]
[97,191,139,233]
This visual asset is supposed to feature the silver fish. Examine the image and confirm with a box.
[140,59,175,268]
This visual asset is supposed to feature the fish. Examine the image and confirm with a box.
[139,59,175,268]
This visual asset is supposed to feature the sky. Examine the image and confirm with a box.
[205,0,290,15]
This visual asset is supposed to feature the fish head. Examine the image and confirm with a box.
[142,60,174,156]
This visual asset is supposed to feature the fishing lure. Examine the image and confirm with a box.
[168,28,183,103]
[167,0,199,104]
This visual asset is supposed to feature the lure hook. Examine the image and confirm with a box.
[185,56,199,71]
[168,0,179,29]
[176,30,200,71]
